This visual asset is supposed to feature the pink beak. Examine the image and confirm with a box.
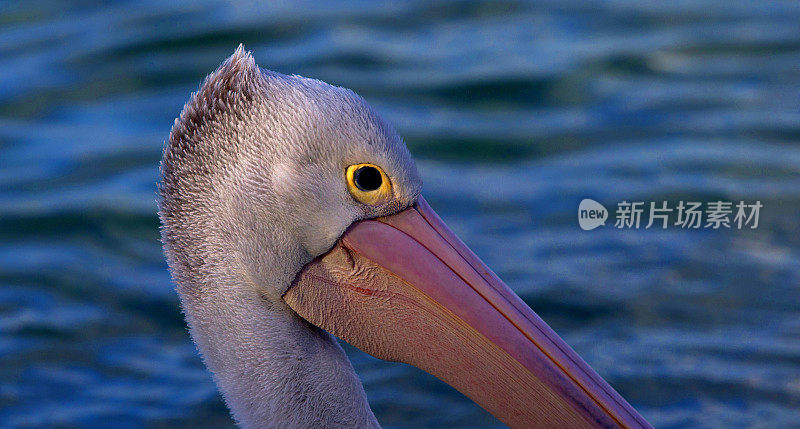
[284,197,650,428]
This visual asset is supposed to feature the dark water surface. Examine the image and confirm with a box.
[2,1,800,427]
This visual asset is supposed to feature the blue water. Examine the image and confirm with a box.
[2,1,800,427]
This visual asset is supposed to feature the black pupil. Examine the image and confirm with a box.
[354,166,382,191]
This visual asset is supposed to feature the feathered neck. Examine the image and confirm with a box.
[171,261,379,428]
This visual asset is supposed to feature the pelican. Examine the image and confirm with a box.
[159,46,650,428]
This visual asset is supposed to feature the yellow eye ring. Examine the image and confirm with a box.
[346,163,392,205]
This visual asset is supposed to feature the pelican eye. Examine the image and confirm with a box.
[346,163,392,205]
[353,166,382,191]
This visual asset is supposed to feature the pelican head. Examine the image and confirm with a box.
[159,46,649,428]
